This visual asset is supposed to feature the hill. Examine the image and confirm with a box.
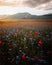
[1,13,52,20]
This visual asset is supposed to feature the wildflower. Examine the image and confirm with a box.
[46,34,49,38]
[7,49,12,54]
[29,37,33,42]
[29,31,32,34]
[14,32,18,37]
[8,48,12,51]
[35,32,39,35]
[25,47,28,49]
[13,44,17,50]
[31,34,34,37]
[38,59,46,63]
[26,56,31,61]
[0,40,3,45]
[38,40,43,45]
[7,51,12,54]
[21,54,26,60]
[13,46,17,50]
[50,36,52,40]
[16,56,21,61]
[34,56,39,61]
[19,50,22,53]
[7,42,11,46]
[10,58,15,63]
[46,51,52,55]
[24,37,26,41]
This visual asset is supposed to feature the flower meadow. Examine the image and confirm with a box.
[0,28,52,65]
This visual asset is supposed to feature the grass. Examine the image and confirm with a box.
[0,27,52,65]
[0,19,52,65]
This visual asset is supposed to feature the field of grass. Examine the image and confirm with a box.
[0,19,52,65]
[0,19,52,30]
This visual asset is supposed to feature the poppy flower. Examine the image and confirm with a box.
[32,34,34,37]
[21,54,26,60]
[7,42,11,46]
[0,40,3,45]
[7,51,12,54]
[46,51,52,55]
[50,38,52,41]
[35,32,39,35]
[38,40,43,45]
[34,56,39,61]
[10,58,15,63]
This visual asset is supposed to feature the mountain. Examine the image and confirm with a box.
[4,13,31,19]
[0,15,8,19]
[3,13,52,19]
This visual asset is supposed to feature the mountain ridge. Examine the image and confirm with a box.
[1,12,52,19]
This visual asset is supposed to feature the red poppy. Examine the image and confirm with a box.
[13,46,17,50]
[46,51,52,55]
[21,54,26,60]
[32,34,34,37]
[35,32,39,35]
[0,40,3,45]
[10,58,15,63]
[7,51,12,54]
[38,40,43,45]
[50,38,52,40]
[34,56,39,61]
[7,42,11,46]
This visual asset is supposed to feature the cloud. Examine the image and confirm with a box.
[0,1,13,6]
[35,1,52,10]
[22,0,51,7]
[0,0,52,10]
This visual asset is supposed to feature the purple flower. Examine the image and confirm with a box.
[16,56,21,61]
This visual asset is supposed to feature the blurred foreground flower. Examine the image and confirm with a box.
[21,54,26,60]
[35,32,39,35]
[0,40,3,45]
[34,56,39,61]
[38,40,43,45]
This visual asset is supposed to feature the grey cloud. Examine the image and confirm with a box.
[23,0,51,8]
[35,1,52,10]
[0,0,52,10]
[45,1,52,10]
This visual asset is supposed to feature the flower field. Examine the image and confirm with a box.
[0,28,52,65]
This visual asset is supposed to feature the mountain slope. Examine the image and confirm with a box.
[0,15,9,19]
[4,13,52,19]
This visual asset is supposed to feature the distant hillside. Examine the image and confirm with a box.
[0,15,8,19]
[2,13,52,19]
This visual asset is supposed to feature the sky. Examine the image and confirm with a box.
[0,0,52,15]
